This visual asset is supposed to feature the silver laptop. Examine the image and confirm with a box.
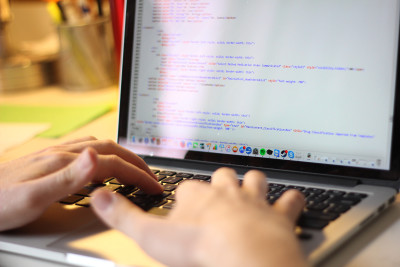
[1,0,400,266]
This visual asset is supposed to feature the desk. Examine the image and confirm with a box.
[1,87,400,267]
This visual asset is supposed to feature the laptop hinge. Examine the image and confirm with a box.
[143,156,361,188]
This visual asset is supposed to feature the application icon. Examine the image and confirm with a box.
[144,137,149,144]
[274,149,280,157]
[252,148,259,155]
[200,143,205,149]
[281,150,288,158]
[226,145,231,152]
[132,136,136,142]
[245,147,252,154]
[206,143,212,150]
[187,142,192,148]
[213,144,218,150]
[180,141,185,148]
[219,144,225,150]
[156,138,161,145]
[260,148,266,156]
[232,146,239,153]
[288,151,294,159]
[267,149,273,155]
[193,142,198,149]
[138,137,143,143]
[151,137,156,144]
[239,146,246,153]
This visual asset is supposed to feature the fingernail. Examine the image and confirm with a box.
[92,190,114,211]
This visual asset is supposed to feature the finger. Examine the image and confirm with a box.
[56,139,157,181]
[31,137,98,156]
[23,148,98,207]
[93,154,163,194]
[241,170,267,200]
[211,168,239,189]
[91,189,198,267]
[22,149,163,194]
[59,136,98,145]
[273,189,305,224]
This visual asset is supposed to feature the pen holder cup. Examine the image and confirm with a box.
[57,18,117,91]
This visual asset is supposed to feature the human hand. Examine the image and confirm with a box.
[0,136,163,231]
[92,167,306,267]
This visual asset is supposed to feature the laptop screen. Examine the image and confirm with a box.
[119,0,400,180]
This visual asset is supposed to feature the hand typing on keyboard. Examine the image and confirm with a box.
[92,168,307,267]
[0,136,163,232]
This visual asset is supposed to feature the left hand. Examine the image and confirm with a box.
[0,136,163,231]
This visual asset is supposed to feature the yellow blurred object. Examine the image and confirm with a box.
[0,0,56,92]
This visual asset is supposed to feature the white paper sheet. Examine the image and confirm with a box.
[0,123,51,155]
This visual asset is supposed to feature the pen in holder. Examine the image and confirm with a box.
[57,18,116,91]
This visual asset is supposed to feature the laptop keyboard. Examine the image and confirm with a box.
[60,169,368,230]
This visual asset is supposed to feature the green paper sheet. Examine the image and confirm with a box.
[0,103,114,138]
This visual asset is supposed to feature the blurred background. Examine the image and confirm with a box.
[0,0,124,160]
[0,0,123,92]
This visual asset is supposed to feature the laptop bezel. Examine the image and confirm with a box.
[118,0,400,183]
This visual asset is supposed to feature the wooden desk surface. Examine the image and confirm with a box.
[1,87,400,267]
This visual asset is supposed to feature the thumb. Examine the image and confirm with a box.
[91,189,148,239]
[91,189,199,267]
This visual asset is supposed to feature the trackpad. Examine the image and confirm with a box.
[48,221,164,267]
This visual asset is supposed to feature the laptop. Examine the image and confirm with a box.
[1,0,400,266]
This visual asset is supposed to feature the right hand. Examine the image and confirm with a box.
[92,167,306,267]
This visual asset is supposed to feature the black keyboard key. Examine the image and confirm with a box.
[104,184,121,192]
[75,197,91,207]
[162,202,175,209]
[287,185,305,191]
[104,177,118,184]
[326,190,346,197]
[167,194,176,201]
[75,185,102,196]
[267,194,281,204]
[163,184,177,191]
[340,197,361,206]
[128,193,170,210]
[346,192,368,199]
[326,204,351,214]
[192,175,211,181]
[133,189,147,196]
[304,188,325,195]
[192,174,211,181]
[153,199,168,207]
[269,183,285,189]
[297,216,330,229]
[306,194,330,204]
[176,172,194,178]
[159,171,177,176]
[302,211,339,221]
[60,195,83,204]
[117,185,138,195]
[157,175,167,181]
[151,169,160,174]
[128,196,154,210]
[162,176,183,184]
[307,202,329,211]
